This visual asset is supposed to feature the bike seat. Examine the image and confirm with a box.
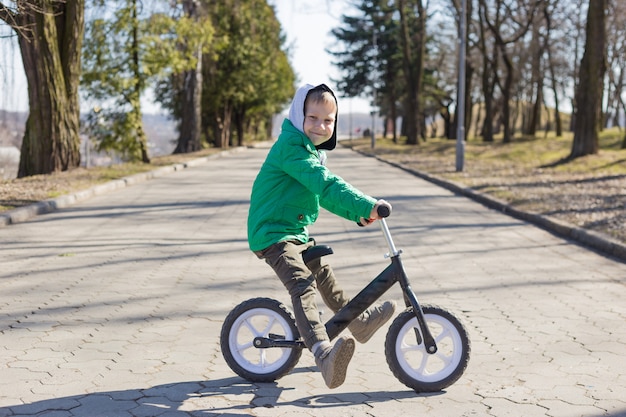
[302,245,333,264]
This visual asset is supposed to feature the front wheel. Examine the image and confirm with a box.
[220,297,302,382]
[385,305,470,392]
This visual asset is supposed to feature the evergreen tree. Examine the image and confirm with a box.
[329,0,402,142]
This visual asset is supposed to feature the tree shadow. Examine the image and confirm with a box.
[539,155,574,168]
[540,154,626,171]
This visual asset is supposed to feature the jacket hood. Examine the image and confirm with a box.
[287,83,338,151]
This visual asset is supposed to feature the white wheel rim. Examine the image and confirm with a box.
[228,307,295,374]
[395,313,464,383]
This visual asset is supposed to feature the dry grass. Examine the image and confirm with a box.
[0,148,220,211]
[343,128,626,244]
[2,133,625,246]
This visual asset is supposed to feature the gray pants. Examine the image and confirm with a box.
[255,239,349,350]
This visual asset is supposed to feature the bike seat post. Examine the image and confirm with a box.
[379,218,400,257]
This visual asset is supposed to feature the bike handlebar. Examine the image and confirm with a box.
[357,203,391,227]
[377,204,391,218]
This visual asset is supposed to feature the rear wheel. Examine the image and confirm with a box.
[385,305,470,392]
[220,297,302,382]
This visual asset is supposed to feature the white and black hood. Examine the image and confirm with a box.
[287,83,338,151]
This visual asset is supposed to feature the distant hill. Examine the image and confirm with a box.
[272,112,382,140]
[0,110,179,156]
[0,109,381,179]
[1,110,381,150]
[0,109,26,149]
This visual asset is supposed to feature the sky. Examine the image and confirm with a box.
[269,0,373,114]
[0,0,372,115]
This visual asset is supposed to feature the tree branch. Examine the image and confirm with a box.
[0,2,19,29]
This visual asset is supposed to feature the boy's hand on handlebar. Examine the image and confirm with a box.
[371,200,392,219]
[359,200,392,227]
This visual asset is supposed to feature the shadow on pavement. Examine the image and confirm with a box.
[0,376,433,416]
[2,377,626,417]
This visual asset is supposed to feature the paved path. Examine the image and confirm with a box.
[1,146,625,417]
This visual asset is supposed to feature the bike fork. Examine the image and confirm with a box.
[393,257,438,354]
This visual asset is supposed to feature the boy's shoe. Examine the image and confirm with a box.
[349,300,397,343]
[315,335,355,389]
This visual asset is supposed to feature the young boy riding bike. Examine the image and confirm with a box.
[247,83,395,389]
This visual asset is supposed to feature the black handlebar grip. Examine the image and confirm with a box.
[377,204,391,218]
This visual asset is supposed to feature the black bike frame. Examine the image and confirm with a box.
[254,219,438,354]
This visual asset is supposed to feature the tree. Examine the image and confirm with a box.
[543,0,568,138]
[82,0,151,163]
[0,1,84,178]
[201,0,293,148]
[230,0,293,147]
[148,1,214,154]
[329,0,402,143]
[449,0,475,142]
[570,0,606,158]
[480,0,538,144]
[173,0,205,154]
[397,0,427,145]
[524,1,546,136]
[150,0,213,154]
[475,0,499,142]
[604,0,626,149]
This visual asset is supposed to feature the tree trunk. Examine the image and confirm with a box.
[174,0,203,154]
[500,53,513,144]
[570,0,606,158]
[526,8,544,136]
[397,0,425,145]
[619,85,626,149]
[477,2,496,143]
[8,1,84,178]
[212,104,232,148]
[546,43,563,137]
[234,107,245,147]
[389,87,398,143]
[130,0,150,163]
[441,105,451,139]
[174,47,203,153]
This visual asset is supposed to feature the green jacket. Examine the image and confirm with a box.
[247,119,377,252]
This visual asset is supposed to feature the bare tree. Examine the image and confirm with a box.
[570,0,607,158]
[480,0,538,143]
[476,0,499,143]
[524,1,546,136]
[397,0,427,145]
[543,0,569,138]
[605,0,626,148]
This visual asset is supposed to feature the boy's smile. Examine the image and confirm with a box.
[304,100,336,146]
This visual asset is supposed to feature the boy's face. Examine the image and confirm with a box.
[303,100,336,146]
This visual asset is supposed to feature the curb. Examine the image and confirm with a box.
[0,147,247,228]
[4,145,625,263]
[352,148,626,263]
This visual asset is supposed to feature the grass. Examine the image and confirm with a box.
[344,128,626,177]
[2,131,625,245]
[0,148,222,211]
[342,128,626,244]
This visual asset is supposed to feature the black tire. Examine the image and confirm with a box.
[220,297,302,382]
[385,305,470,392]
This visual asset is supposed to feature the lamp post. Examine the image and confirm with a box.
[371,29,377,149]
[456,0,467,172]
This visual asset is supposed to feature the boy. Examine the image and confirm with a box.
[247,83,395,389]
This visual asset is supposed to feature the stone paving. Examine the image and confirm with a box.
[1,145,625,417]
